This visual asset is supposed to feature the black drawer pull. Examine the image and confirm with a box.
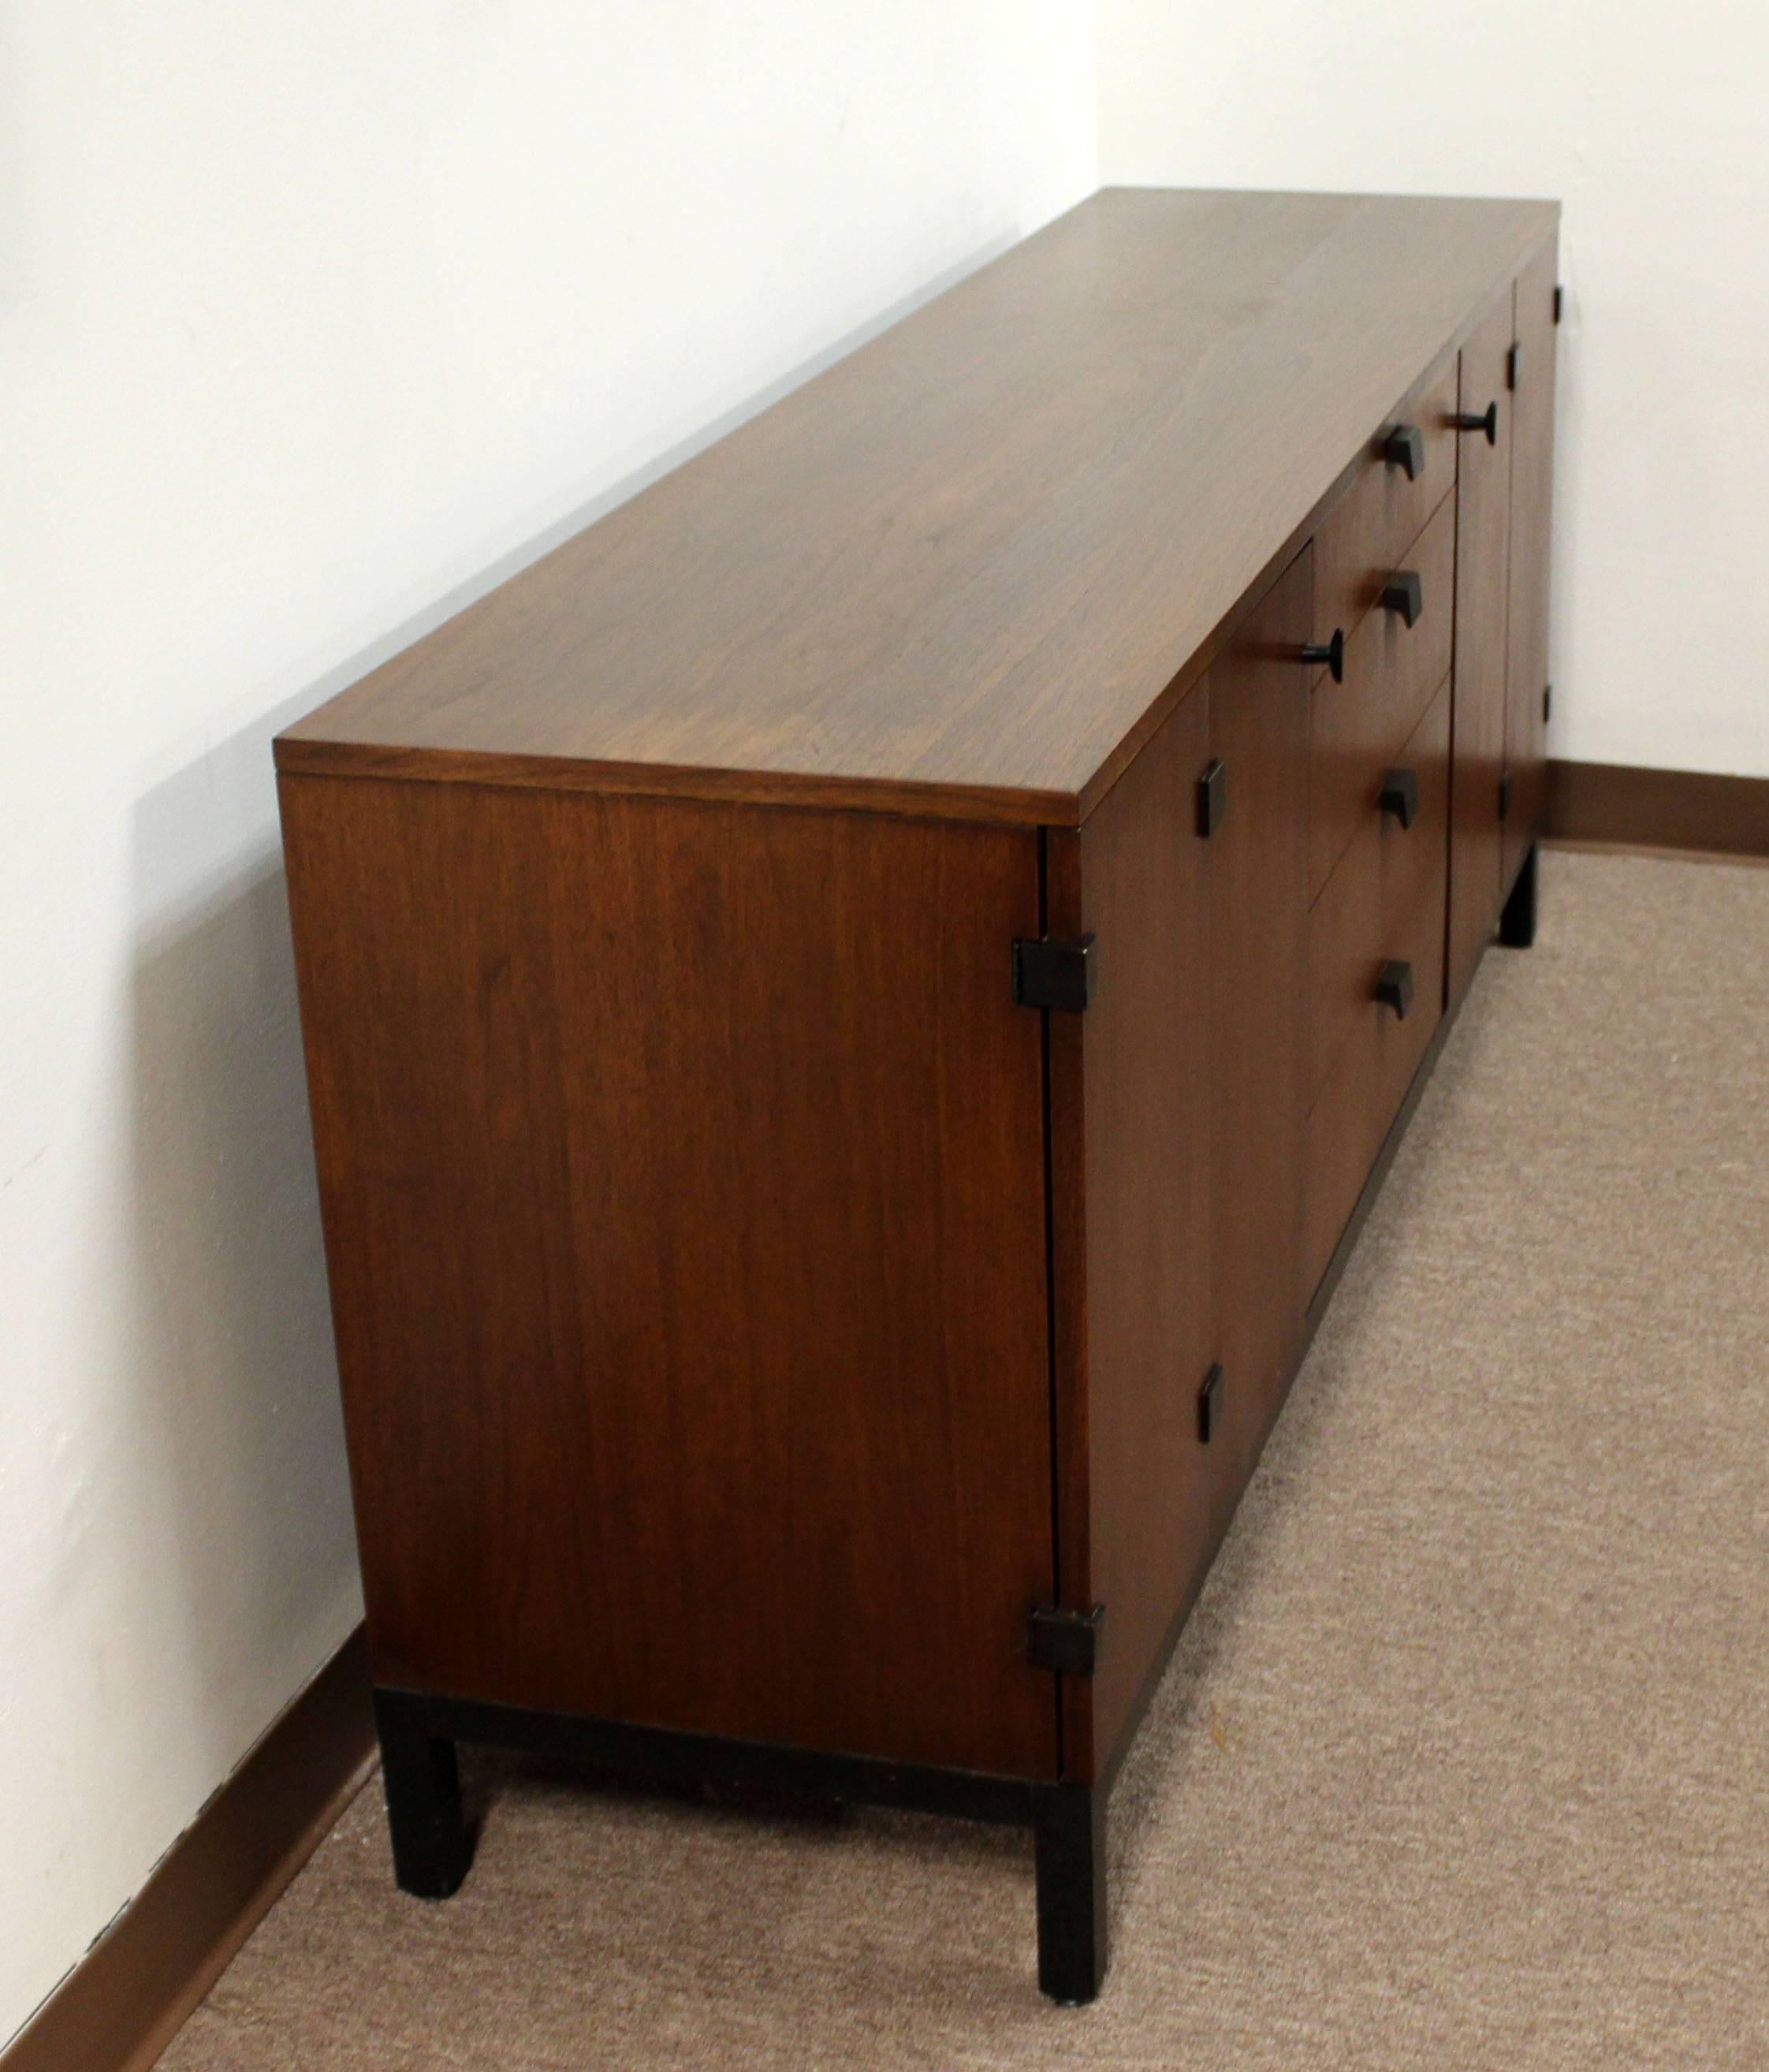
[1376,960,1415,1020]
[1383,423,1425,480]
[1379,768,1420,829]
[1380,570,1423,627]
[1300,628,1345,684]
[1197,757,1227,838]
[1197,1362,1225,1445]
[1451,401,1499,445]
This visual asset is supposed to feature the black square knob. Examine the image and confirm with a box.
[1197,1362,1225,1444]
[1379,768,1420,830]
[1197,758,1227,838]
[1376,960,1415,1021]
[1380,570,1424,628]
[1383,423,1425,480]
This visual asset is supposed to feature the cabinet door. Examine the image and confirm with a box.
[1060,680,1218,1779]
[1503,240,1559,890]
[1447,291,1516,1003]
[1055,550,1311,1785]
[1210,549,1313,1447]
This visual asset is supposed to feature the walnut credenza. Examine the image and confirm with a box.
[277,190,1559,2003]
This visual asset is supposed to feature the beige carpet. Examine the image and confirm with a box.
[161,848,1769,2070]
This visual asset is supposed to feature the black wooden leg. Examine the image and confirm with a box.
[1499,840,1540,948]
[374,1690,471,1899]
[1033,1784,1108,2004]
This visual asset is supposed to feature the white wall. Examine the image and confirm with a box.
[1099,0,1769,780]
[0,1,1097,2039]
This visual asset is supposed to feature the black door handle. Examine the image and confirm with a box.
[1451,401,1499,445]
[1301,628,1345,684]
[1197,757,1227,838]
[1376,960,1415,1020]
[1379,768,1420,829]
[1381,570,1424,627]
[1197,1363,1225,1444]
[1383,424,1425,480]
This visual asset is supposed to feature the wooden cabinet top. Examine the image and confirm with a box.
[277,188,1556,827]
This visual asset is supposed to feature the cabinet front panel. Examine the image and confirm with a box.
[1067,549,1313,1783]
[1447,289,1518,1002]
[1504,238,1559,888]
[281,774,1060,1779]
[1210,550,1314,1445]
[1302,1018,1375,1309]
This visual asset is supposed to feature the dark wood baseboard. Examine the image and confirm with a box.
[2,1627,374,2072]
[1546,759,1769,859]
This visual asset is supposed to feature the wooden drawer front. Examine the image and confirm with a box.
[1300,839,1447,1306]
[1379,673,1452,952]
[1301,677,1450,1298]
[1301,1027,1376,1310]
[1305,792,1380,1112]
[1308,490,1456,903]
[1305,675,1451,1110]
[1312,357,1458,660]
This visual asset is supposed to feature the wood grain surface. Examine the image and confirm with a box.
[1207,552,1313,1452]
[1060,678,1218,1778]
[279,773,1060,1779]
[1038,822,1097,1784]
[1302,678,1451,1300]
[277,190,1557,827]
[1055,552,1314,1783]
[1305,669,1453,1126]
[1309,488,1457,904]
[1309,356,1458,671]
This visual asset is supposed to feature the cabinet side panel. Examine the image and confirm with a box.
[1504,239,1559,886]
[1447,291,1517,1002]
[1063,685,1217,1776]
[278,774,1057,1779]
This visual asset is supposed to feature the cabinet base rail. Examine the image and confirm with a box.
[373,1686,1109,2006]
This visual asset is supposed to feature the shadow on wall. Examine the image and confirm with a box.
[112,224,1022,1759]
[127,702,362,1768]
